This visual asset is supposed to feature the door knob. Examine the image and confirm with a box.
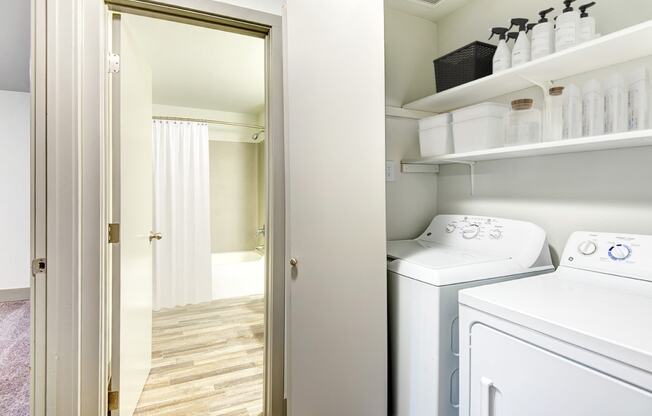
[149,232,163,242]
[289,257,298,267]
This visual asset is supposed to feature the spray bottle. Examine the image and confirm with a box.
[531,8,555,60]
[509,18,531,67]
[579,2,597,42]
[555,0,581,51]
[490,27,511,73]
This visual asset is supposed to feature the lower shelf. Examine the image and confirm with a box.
[402,129,652,166]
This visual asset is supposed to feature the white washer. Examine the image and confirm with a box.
[388,215,553,416]
[459,232,652,416]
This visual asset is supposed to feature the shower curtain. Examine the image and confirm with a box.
[152,120,212,310]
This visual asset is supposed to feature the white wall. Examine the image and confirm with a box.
[0,90,30,290]
[209,141,260,252]
[434,0,652,262]
[385,10,439,239]
[437,0,652,56]
[0,1,30,92]
[216,0,284,16]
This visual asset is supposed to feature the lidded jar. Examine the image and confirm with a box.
[505,98,542,145]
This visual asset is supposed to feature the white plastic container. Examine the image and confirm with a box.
[562,83,582,139]
[604,73,628,134]
[579,2,597,42]
[628,67,650,131]
[512,30,531,67]
[418,113,453,157]
[582,79,604,137]
[505,99,542,145]
[555,2,582,52]
[451,103,509,152]
[532,21,555,60]
[531,8,555,60]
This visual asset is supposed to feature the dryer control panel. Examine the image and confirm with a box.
[562,232,652,282]
[416,215,551,269]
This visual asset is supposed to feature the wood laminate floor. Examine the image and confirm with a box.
[134,295,264,416]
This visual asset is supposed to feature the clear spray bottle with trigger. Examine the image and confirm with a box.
[531,8,555,60]
[489,27,511,73]
[509,18,531,67]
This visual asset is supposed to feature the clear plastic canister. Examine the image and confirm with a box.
[505,99,542,145]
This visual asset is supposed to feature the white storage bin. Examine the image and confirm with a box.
[418,113,453,157]
[452,103,509,153]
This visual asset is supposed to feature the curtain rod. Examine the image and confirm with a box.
[152,116,264,130]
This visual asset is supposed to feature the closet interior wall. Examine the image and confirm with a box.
[385,9,438,240]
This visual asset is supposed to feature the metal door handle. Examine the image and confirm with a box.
[289,257,298,267]
[149,232,163,242]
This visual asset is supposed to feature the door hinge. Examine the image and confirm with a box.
[108,53,120,73]
[31,258,47,276]
[108,223,120,244]
[107,390,119,412]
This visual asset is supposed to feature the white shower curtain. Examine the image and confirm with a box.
[152,120,212,310]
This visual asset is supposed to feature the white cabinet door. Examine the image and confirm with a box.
[111,14,153,416]
[469,324,652,416]
[285,1,387,415]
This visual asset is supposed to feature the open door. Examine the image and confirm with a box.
[110,13,154,416]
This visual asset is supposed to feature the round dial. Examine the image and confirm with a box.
[608,244,631,261]
[445,224,456,233]
[489,229,502,239]
[577,240,597,256]
[462,224,480,239]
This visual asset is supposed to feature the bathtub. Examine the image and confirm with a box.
[212,250,265,300]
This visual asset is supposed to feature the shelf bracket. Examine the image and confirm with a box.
[518,75,553,95]
[446,161,476,196]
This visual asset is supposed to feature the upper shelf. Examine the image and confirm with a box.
[404,20,652,113]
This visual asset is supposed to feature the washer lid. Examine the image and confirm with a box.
[386,240,542,287]
[459,267,652,372]
[387,240,499,270]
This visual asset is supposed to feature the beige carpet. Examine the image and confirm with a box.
[0,300,30,416]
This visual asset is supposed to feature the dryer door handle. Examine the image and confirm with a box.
[480,377,494,416]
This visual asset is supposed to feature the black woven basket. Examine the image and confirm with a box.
[433,41,497,92]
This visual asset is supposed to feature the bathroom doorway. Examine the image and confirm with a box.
[106,4,284,415]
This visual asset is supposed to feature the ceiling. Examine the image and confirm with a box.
[127,14,265,114]
[386,0,470,22]
[0,0,30,92]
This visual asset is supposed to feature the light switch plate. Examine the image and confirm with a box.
[386,160,396,182]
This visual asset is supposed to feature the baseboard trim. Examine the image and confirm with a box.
[0,287,30,302]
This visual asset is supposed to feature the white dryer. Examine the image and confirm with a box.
[459,231,652,416]
[388,215,553,416]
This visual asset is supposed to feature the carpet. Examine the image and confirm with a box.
[0,300,30,416]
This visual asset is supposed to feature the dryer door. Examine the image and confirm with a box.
[468,324,652,416]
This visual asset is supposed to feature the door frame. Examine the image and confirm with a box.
[31,0,47,413]
[103,1,285,415]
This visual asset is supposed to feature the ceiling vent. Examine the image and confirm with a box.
[414,0,444,6]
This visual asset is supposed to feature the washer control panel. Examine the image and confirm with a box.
[438,216,505,241]
[562,232,652,282]
[415,215,551,269]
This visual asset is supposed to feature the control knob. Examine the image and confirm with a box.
[445,224,457,233]
[608,244,631,261]
[462,224,480,239]
[577,240,597,256]
[489,229,502,239]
